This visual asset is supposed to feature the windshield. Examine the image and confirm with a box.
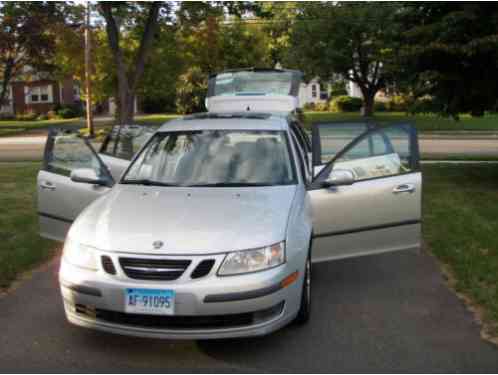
[122,130,296,187]
[212,71,296,96]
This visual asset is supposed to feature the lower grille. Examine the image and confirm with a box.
[119,257,191,281]
[92,302,284,330]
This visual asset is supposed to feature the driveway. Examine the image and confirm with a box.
[1,250,497,372]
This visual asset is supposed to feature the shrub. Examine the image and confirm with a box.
[314,102,329,112]
[374,101,387,112]
[408,97,438,114]
[330,95,363,112]
[56,104,83,119]
[0,113,15,121]
[15,112,38,121]
[303,103,316,111]
[36,114,48,121]
[385,95,410,112]
[47,110,57,120]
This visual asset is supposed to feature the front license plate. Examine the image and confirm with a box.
[125,288,175,315]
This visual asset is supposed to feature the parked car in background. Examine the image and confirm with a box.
[37,69,422,339]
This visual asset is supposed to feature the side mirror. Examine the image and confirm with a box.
[323,169,355,187]
[70,168,110,186]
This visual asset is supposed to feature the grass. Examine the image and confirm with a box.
[1,162,498,335]
[304,111,498,131]
[0,162,57,288]
[422,164,498,334]
[2,111,498,137]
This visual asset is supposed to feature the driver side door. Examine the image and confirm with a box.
[309,122,422,262]
[38,129,114,241]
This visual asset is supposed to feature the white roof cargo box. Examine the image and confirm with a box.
[205,69,303,114]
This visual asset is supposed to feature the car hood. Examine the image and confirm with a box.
[70,184,297,254]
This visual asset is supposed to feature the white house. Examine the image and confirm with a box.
[298,78,330,107]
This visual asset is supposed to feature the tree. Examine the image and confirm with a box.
[290,2,400,116]
[174,2,271,114]
[0,2,68,109]
[398,3,498,118]
[99,2,171,123]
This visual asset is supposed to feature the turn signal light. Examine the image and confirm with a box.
[280,271,299,288]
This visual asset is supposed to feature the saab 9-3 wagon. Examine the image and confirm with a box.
[37,69,422,339]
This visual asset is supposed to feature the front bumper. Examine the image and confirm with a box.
[59,253,303,339]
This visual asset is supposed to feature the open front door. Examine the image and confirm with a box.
[38,129,114,242]
[98,124,156,180]
[309,122,421,262]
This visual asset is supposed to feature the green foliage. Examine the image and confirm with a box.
[398,4,498,118]
[175,67,207,114]
[290,3,401,116]
[55,104,82,119]
[374,101,387,112]
[385,95,410,112]
[15,112,37,121]
[407,98,439,115]
[330,96,363,112]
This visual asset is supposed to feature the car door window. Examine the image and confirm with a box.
[313,123,418,186]
[100,125,157,160]
[44,130,110,180]
[312,122,369,166]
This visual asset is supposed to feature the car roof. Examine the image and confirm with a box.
[157,112,289,132]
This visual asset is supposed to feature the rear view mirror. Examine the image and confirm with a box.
[70,168,111,187]
[323,169,355,187]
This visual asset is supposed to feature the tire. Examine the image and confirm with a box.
[294,251,312,325]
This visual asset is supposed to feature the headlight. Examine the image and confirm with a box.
[218,242,285,276]
[63,238,97,271]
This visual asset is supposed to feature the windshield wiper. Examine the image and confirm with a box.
[185,182,277,187]
[120,179,180,187]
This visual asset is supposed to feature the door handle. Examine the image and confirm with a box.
[393,183,415,194]
[40,181,56,191]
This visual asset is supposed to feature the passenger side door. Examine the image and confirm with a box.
[38,129,114,241]
[309,122,421,262]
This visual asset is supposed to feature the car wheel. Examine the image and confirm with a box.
[294,251,311,325]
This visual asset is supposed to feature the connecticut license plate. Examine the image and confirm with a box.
[125,288,175,315]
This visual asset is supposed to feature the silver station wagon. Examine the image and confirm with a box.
[37,69,422,339]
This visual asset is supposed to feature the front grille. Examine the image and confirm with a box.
[119,257,191,281]
[191,259,215,279]
[90,302,285,330]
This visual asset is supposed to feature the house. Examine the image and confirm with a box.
[0,74,82,116]
[298,78,330,107]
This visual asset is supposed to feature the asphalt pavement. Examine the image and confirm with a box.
[1,250,497,373]
[2,134,498,161]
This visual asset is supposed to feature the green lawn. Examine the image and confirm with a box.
[304,111,498,131]
[2,111,498,137]
[0,162,57,288]
[1,162,498,336]
[423,164,498,335]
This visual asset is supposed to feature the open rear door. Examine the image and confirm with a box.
[38,129,114,241]
[309,122,421,262]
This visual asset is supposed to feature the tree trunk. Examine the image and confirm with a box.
[100,3,160,125]
[363,93,375,117]
[0,60,14,108]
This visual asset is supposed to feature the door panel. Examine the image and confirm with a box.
[310,122,421,262]
[38,129,113,241]
[310,172,421,261]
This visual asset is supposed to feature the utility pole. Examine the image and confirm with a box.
[84,0,94,137]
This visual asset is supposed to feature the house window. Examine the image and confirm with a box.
[26,85,53,104]
[311,84,317,98]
